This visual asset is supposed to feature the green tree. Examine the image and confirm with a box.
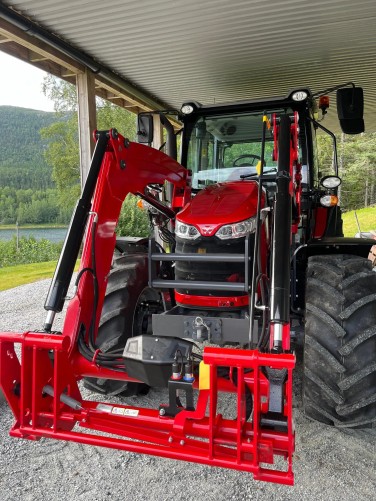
[342,132,376,209]
[41,76,147,235]
[40,117,81,209]
[316,131,376,211]
[117,195,151,237]
[42,76,137,137]
[42,74,77,113]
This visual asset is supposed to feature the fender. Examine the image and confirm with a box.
[297,237,375,260]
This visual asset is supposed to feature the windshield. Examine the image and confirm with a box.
[187,111,288,189]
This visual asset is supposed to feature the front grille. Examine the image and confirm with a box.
[175,235,253,296]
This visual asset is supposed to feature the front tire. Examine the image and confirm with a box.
[303,254,376,428]
[83,251,162,396]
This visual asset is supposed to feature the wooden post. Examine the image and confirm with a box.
[76,69,97,190]
[16,220,19,252]
[152,113,163,151]
[151,114,169,248]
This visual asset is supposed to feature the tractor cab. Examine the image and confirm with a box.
[185,111,279,188]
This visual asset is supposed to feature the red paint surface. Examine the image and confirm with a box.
[177,181,261,236]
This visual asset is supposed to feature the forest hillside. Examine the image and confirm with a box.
[0,106,59,189]
[0,106,69,224]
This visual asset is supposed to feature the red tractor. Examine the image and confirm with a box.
[1,84,375,486]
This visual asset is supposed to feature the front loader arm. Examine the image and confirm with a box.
[0,129,295,486]
[44,129,187,337]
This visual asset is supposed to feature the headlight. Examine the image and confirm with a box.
[291,90,308,102]
[175,220,200,240]
[181,104,194,115]
[320,195,338,207]
[216,217,256,240]
[180,101,201,115]
[320,175,342,189]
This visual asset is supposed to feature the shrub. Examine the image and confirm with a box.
[0,236,63,268]
[117,194,151,237]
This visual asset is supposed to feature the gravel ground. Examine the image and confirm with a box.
[0,279,375,501]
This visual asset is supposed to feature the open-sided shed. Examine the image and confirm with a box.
[0,2,376,496]
[1,0,375,122]
[1,1,375,180]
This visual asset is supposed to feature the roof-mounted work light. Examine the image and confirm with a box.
[180,101,202,115]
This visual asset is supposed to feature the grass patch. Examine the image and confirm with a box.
[0,260,80,292]
[342,205,376,236]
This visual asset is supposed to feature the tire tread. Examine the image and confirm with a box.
[303,254,376,428]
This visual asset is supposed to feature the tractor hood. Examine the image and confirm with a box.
[177,181,260,237]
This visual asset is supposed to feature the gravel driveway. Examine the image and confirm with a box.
[0,279,375,501]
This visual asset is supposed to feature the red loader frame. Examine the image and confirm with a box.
[0,130,295,485]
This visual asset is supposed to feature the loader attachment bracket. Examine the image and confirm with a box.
[159,378,195,417]
[0,331,295,485]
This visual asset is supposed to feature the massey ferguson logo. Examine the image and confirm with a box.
[201,225,215,235]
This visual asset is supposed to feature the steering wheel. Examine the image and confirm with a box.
[233,154,261,167]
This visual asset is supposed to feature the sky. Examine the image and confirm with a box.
[0,51,55,112]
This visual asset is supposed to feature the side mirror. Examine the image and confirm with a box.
[137,114,154,144]
[336,87,364,134]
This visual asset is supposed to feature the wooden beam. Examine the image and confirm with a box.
[95,76,181,127]
[0,18,84,75]
[29,50,49,63]
[94,75,153,112]
[0,41,76,84]
[76,69,97,189]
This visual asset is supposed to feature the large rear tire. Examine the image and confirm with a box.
[303,254,376,428]
[83,251,162,396]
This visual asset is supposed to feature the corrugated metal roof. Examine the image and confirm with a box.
[2,0,376,130]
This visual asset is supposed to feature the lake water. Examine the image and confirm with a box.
[0,227,68,243]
